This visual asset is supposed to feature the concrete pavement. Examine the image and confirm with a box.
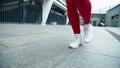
[0,24,120,68]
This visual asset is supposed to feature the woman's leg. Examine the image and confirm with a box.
[66,0,82,48]
[66,0,80,34]
[74,0,91,24]
[74,0,93,43]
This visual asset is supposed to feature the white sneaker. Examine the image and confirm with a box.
[69,34,82,48]
[84,24,93,43]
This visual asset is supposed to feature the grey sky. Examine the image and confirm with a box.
[91,0,120,13]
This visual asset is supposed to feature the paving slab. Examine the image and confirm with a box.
[0,24,120,68]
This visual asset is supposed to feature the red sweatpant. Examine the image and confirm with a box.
[66,0,92,34]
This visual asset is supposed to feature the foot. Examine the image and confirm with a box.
[84,24,93,43]
[69,34,82,48]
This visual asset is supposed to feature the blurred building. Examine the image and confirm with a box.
[91,14,105,26]
[79,14,105,26]
[0,0,120,27]
[0,0,67,25]
[106,4,120,27]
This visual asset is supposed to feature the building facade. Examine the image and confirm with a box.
[0,0,67,25]
[1,0,120,27]
[106,4,120,27]
[91,14,105,26]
